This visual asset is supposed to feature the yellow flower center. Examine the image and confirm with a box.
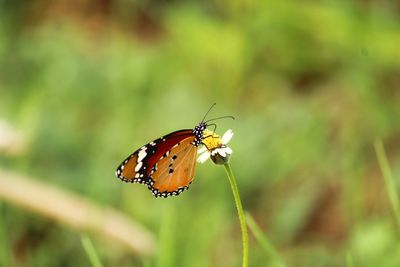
[202,129,223,150]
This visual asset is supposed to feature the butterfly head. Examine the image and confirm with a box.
[192,103,235,147]
[192,122,207,147]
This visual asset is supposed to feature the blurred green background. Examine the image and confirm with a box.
[1,0,400,266]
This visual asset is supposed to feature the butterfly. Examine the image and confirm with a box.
[115,104,233,198]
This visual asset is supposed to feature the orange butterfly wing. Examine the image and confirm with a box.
[116,121,207,198]
[148,136,197,197]
[116,130,197,197]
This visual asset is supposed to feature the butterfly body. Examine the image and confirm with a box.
[116,122,207,197]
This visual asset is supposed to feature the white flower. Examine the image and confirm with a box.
[197,129,233,165]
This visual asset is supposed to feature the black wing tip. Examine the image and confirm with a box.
[152,186,190,198]
[148,181,192,198]
[115,169,150,185]
[116,167,194,198]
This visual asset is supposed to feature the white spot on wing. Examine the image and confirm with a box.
[135,161,143,172]
[137,149,147,162]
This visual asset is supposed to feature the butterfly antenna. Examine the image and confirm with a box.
[201,103,217,122]
[205,115,235,123]
[207,123,217,134]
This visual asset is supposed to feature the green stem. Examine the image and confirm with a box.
[223,163,248,267]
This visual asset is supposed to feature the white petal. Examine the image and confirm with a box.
[197,151,210,163]
[218,148,226,157]
[197,146,207,154]
[221,129,234,144]
[225,147,232,155]
[211,148,226,157]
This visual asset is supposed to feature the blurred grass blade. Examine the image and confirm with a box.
[374,139,400,230]
[245,213,286,267]
[81,234,104,267]
[0,203,12,267]
[157,202,176,267]
[0,169,155,257]
[346,251,354,267]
